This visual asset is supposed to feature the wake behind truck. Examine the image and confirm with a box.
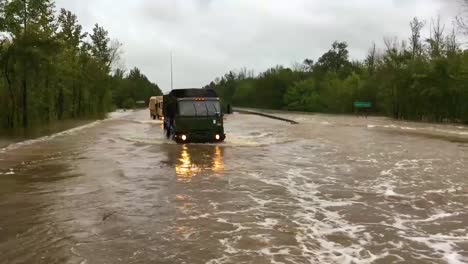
[163,89,225,143]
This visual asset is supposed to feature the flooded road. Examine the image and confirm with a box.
[0,110,467,264]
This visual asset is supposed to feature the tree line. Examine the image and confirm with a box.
[0,0,162,129]
[205,16,468,123]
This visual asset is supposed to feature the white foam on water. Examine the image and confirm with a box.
[384,189,400,197]
[257,218,279,229]
[188,213,210,220]
[107,109,134,119]
[247,168,379,263]
[433,128,468,136]
[219,237,241,254]
[380,170,393,176]
[451,229,467,234]
[445,253,468,264]
[367,123,468,138]
[243,154,466,263]
[223,137,266,147]
[250,234,272,245]
[400,126,417,130]
[119,136,173,146]
[133,120,163,125]
[258,247,291,257]
[356,159,378,164]
[0,168,15,175]
[247,194,271,207]
[397,212,460,225]
[406,235,468,264]
[380,159,439,177]
[224,132,294,148]
[216,218,251,234]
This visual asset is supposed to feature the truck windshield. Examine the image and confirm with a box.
[179,100,221,116]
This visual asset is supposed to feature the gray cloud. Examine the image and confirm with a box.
[55,0,460,92]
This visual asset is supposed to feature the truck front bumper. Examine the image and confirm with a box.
[174,132,226,143]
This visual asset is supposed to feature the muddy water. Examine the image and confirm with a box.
[0,119,98,149]
[0,110,467,264]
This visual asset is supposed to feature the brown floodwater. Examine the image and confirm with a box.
[0,119,97,149]
[0,110,467,264]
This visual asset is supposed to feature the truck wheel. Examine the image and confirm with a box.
[152,115,156,120]
[166,126,171,139]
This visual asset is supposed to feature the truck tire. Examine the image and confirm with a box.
[166,126,171,139]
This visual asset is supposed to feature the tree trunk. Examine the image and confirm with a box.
[57,87,64,120]
[22,74,28,128]
[71,80,76,118]
[45,73,50,122]
[77,87,82,117]
[4,53,16,128]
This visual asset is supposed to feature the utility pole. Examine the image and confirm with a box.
[170,52,173,90]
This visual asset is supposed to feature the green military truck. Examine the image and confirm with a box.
[163,89,226,143]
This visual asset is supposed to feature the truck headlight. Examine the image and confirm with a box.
[215,134,220,140]
[181,135,187,141]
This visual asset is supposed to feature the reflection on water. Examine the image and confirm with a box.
[212,146,224,173]
[176,145,202,180]
[175,145,224,182]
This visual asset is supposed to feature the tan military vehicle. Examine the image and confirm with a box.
[149,96,163,120]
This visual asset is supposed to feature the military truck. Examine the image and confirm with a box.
[149,96,163,120]
[163,89,225,143]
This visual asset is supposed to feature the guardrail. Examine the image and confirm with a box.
[233,108,299,124]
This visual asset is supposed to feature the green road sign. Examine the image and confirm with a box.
[354,102,372,108]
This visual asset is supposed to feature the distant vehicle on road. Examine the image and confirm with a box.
[149,96,163,120]
[163,89,225,143]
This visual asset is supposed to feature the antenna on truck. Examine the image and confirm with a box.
[170,51,174,91]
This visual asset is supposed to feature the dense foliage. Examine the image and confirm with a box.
[206,18,468,123]
[0,0,161,129]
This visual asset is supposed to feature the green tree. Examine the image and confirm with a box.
[206,20,467,124]
[0,0,161,129]
[284,79,322,112]
[315,41,352,79]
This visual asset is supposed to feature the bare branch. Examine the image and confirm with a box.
[108,39,125,71]
[409,17,425,56]
[456,0,468,34]
[383,36,398,53]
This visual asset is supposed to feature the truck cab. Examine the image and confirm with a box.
[163,89,225,143]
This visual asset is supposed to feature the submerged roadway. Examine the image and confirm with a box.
[0,110,467,263]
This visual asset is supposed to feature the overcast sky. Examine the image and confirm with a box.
[55,0,461,92]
